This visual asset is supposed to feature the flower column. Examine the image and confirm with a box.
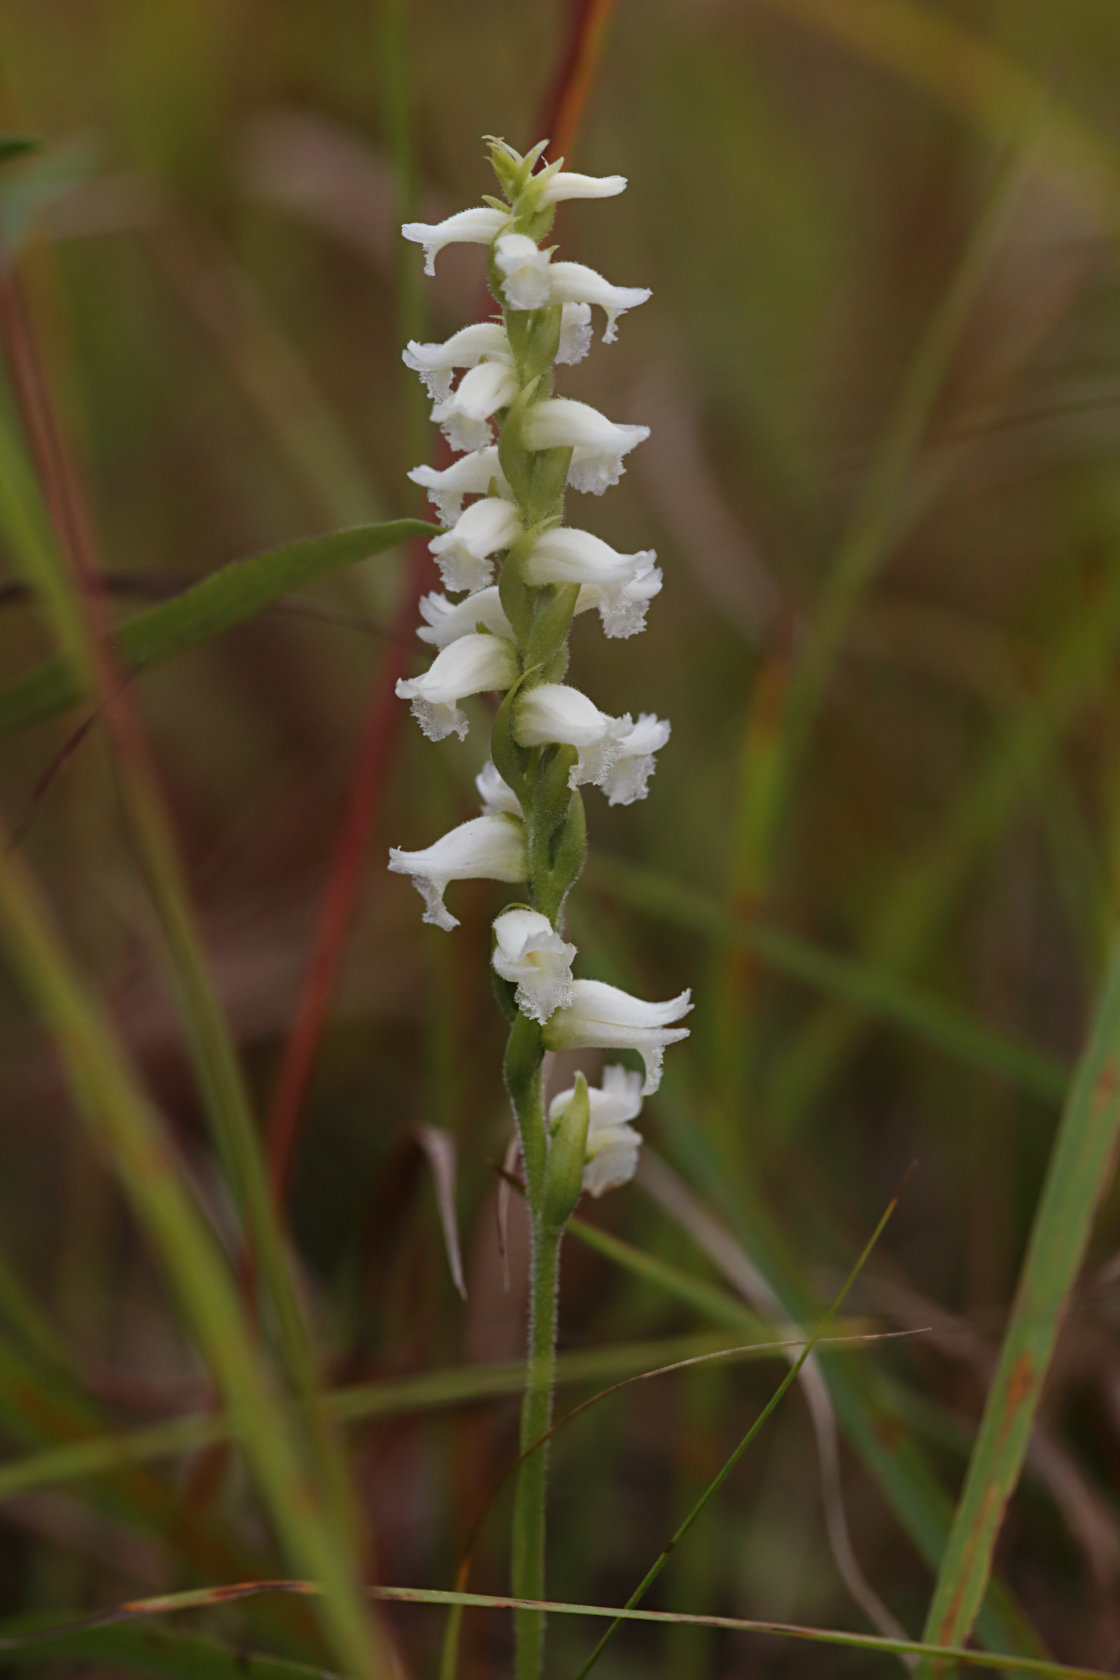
[390,139,691,1680]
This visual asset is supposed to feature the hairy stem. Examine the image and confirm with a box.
[512,1207,563,1680]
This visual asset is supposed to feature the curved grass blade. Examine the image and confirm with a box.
[0,517,434,736]
[916,925,1120,1671]
[0,836,391,1680]
[587,855,1067,1101]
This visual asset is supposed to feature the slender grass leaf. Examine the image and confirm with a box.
[0,518,434,736]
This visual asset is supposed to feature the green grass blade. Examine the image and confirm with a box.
[573,1184,903,1679]
[587,855,1067,1101]
[916,926,1120,1669]
[0,516,434,735]
[0,1618,335,1680]
[0,837,390,1680]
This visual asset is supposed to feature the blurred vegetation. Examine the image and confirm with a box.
[3,1,1120,1676]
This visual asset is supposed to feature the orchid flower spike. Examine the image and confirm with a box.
[492,907,577,1024]
[543,980,693,1096]
[549,1064,644,1196]
[388,813,528,931]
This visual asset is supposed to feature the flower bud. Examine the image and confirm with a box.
[542,1071,591,1233]
[549,1064,644,1197]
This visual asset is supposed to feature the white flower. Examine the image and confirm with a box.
[430,360,521,452]
[513,684,669,801]
[396,632,517,742]
[475,761,521,818]
[492,907,576,1024]
[408,447,510,524]
[556,302,593,367]
[524,527,662,638]
[549,1064,644,1196]
[536,169,628,207]
[417,586,514,649]
[402,322,512,400]
[548,262,651,344]
[429,497,523,594]
[523,398,650,495]
[513,682,628,790]
[402,206,510,276]
[388,813,527,931]
[543,980,692,1096]
[494,232,552,310]
[603,713,671,805]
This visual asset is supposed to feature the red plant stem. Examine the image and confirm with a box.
[538,0,618,161]
[263,538,429,1203]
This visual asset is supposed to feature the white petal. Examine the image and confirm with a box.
[402,322,511,397]
[388,813,528,930]
[600,712,671,805]
[581,1126,642,1197]
[441,360,520,422]
[417,586,514,648]
[492,907,576,1024]
[523,398,650,495]
[548,262,651,343]
[396,633,517,742]
[402,207,510,276]
[536,170,627,207]
[548,1062,645,1198]
[475,761,522,818]
[575,563,663,639]
[514,682,630,790]
[494,232,552,310]
[556,302,593,367]
[543,979,692,1095]
[429,498,523,594]
[408,447,509,523]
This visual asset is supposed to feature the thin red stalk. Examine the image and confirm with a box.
[538,0,618,161]
[263,538,430,1203]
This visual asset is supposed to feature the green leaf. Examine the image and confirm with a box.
[0,1618,333,1680]
[0,135,39,166]
[0,518,435,735]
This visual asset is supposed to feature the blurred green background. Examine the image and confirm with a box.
[3,2,1120,1675]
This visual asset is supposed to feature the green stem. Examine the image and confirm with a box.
[512,1209,563,1680]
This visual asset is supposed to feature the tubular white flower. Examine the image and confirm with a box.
[543,980,692,1096]
[388,813,528,931]
[549,1064,644,1196]
[536,170,628,207]
[513,682,628,790]
[475,761,522,818]
[429,497,523,594]
[556,302,593,367]
[548,262,651,344]
[523,398,650,495]
[396,633,517,742]
[402,206,510,276]
[601,712,671,805]
[494,232,552,310]
[417,586,514,649]
[408,447,510,524]
[402,322,512,400]
[524,528,662,638]
[492,907,577,1024]
[431,360,520,452]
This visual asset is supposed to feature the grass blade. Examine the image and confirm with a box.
[916,925,1120,1669]
[0,516,434,736]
